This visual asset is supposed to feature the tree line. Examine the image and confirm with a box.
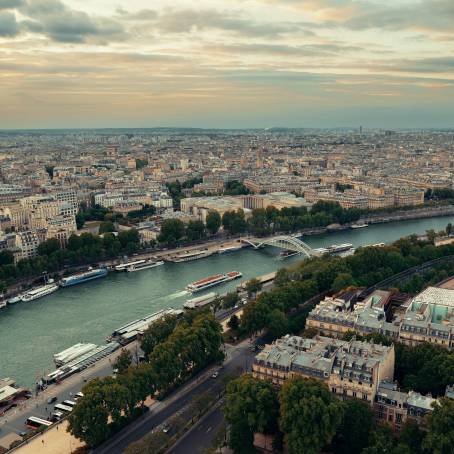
[157,200,364,246]
[0,229,141,289]
[68,311,224,448]
[224,374,454,454]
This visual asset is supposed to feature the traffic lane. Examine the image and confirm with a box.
[169,403,225,454]
[1,360,115,434]
[95,344,254,454]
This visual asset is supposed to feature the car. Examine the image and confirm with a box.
[47,396,57,405]
[211,371,219,379]
[162,424,170,433]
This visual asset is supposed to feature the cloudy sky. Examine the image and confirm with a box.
[0,0,453,129]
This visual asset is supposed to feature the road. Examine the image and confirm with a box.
[0,343,135,436]
[168,401,225,454]
[94,340,254,454]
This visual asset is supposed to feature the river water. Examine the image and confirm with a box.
[1,215,453,386]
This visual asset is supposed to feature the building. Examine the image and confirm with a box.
[0,184,31,203]
[399,287,454,349]
[241,192,312,211]
[14,230,40,261]
[374,381,437,431]
[253,335,395,404]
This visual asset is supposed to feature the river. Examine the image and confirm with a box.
[1,215,453,386]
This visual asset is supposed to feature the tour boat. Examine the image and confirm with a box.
[186,271,242,293]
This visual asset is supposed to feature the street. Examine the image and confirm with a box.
[94,340,254,454]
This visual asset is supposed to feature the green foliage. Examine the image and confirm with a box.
[206,210,222,235]
[222,292,239,309]
[361,425,411,454]
[227,314,240,331]
[222,209,247,235]
[279,377,343,454]
[332,399,374,454]
[224,375,279,453]
[166,177,203,209]
[99,221,116,234]
[135,158,148,170]
[76,204,112,229]
[224,180,250,196]
[113,349,132,374]
[423,398,454,454]
[126,204,156,221]
[141,314,179,357]
[394,343,454,397]
[245,278,262,298]
[158,219,185,246]
[0,250,13,266]
[332,272,357,292]
[37,238,60,256]
[186,220,206,242]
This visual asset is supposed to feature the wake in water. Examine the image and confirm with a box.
[166,290,189,300]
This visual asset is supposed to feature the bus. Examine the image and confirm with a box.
[62,400,76,408]
[54,403,73,413]
[25,416,53,430]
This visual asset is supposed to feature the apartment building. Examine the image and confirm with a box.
[253,335,395,404]
[307,287,454,350]
[14,230,40,261]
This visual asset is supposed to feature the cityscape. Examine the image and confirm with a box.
[1,1,454,454]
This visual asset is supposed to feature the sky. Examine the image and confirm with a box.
[0,0,453,129]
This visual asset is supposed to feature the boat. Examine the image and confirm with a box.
[21,283,59,302]
[7,296,21,305]
[171,250,213,263]
[115,259,146,272]
[126,260,164,272]
[327,243,354,254]
[351,223,368,229]
[186,271,242,293]
[218,246,242,254]
[184,292,218,309]
[60,268,108,287]
[53,343,98,367]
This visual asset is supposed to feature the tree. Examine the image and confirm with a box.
[0,250,14,266]
[423,398,454,454]
[37,238,60,256]
[222,292,239,309]
[267,309,288,339]
[332,399,374,454]
[113,349,132,374]
[206,211,222,235]
[362,425,411,454]
[227,314,239,331]
[158,219,185,245]
[141,314,179,357]
[224,375,279,454]
[245,278,262,298]
[399,419,426,454]
[426,229,437,244]
[332,272,357,292]
[279,377,342,454]
[186,220,206,242]
[99,221,116,234]
[446,223,453,236]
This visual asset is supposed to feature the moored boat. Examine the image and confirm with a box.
[351,223,368,229]
[60,267,108,287]
[21,283,59,302]
[170,250,213,263]
[126,260,164,272]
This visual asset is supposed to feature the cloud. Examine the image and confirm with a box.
[150,8,313,38]
[0,0,23,10]
[19,0,126,43]
[0,10,19,35]
[115,7,158,22]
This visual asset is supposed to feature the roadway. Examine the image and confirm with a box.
[94,340,255,454]
[168,401,225,454]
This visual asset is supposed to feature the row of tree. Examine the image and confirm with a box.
[224,374,454,454]
[0,230,141,287]
[68,312,224,448]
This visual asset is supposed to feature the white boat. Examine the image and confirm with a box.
[126,260,164,272]
[218,246,242,254]
[54,343,98,367]
[327,243,353,254]
[7,296,22,305]
[184,292,218,309]
[115,259,146,272]
[171,250,213,263]
[351,223,368,229]
[187,271,242,293]
[21,283,59,302]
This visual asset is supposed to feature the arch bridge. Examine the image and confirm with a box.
[241,235,316,258]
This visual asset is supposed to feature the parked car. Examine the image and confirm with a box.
[47,396,57,405]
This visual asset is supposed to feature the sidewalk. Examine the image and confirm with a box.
[14,421,83,454]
